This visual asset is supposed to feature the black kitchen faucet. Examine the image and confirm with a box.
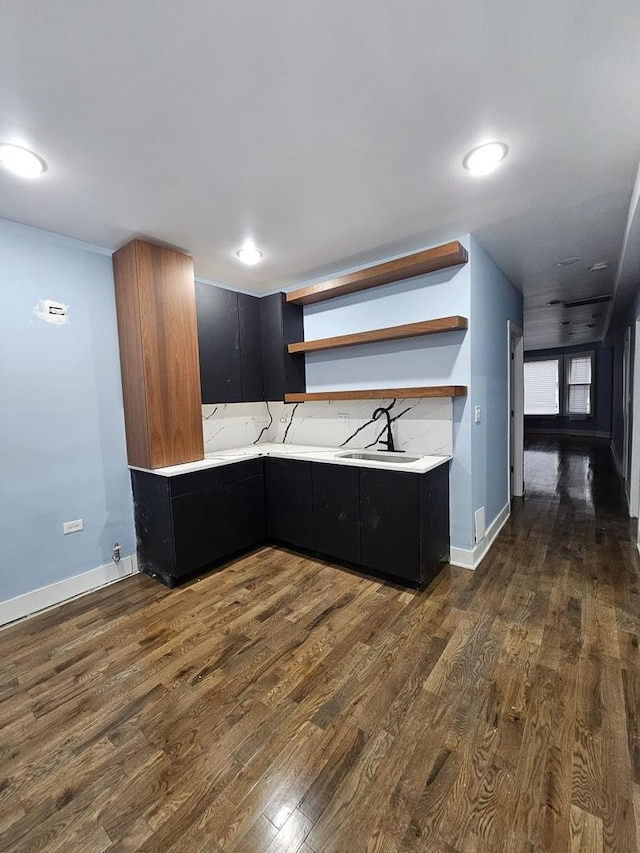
[372,406,397,453]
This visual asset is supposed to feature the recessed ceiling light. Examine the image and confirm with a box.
[547,299,563,306]
[585,323,596,328]
[236,244,263,265]
[557,257,580,267]
[462,142,508,175]
[589,262,609,272]
[0,143,47,178]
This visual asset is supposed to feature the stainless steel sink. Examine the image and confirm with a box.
[337,451,422,464]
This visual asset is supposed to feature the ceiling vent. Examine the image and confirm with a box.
[563,294,611,309]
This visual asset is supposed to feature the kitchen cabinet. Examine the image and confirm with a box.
[360,463,449,585]
[260,293,306,400]
[196,285,302,403]
[196,283,264,403]
[312,462,360,564]
[113,239,204,469]
[131,459,265,587]
[264,457,314,550]
[238,292,264,401]
[360,469,421,583]
[196,282,242,403]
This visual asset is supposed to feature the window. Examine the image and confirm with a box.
[524,359,560,415]
[524,351,595,417]
[565,352,593,417]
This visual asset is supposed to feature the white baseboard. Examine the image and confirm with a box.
[0,554,138,629]
[449,501,511,571]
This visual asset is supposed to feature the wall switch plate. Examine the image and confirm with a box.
[63,519,83,535]
[474,406,481,423]
[279,416,287,423]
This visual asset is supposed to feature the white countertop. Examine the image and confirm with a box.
[130,443,450,477]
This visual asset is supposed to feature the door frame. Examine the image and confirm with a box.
[508,322,524,499]
[623,327,631,502]
[630,318,640,517]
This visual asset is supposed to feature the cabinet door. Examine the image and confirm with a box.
[238,293,264,401]
[260,293,305,400]
[312,462,360,564]
[171,482,233,576]
[359,469,421,583]
[419,462,450,581]
[222,474,266,554]
[195,282,241,403]
[265,458,314,550]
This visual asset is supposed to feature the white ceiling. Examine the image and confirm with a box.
[2,0,640,349]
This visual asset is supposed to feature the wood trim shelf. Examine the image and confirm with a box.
[286,241,468,306]
[287,316,468,354]
[284,386,467,403]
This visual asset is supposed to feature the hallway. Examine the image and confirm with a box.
[0,435,639,851]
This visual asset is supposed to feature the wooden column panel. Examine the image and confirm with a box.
[113,240,204,469]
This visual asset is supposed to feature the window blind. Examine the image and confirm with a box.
[524,359,559,415]
[567,355,592,415]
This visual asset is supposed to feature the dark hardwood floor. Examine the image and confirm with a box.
[1,434,639,851]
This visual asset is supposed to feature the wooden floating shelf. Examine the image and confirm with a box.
[285,386,467,403]
[287,316,468,355]
[286,240,468,306]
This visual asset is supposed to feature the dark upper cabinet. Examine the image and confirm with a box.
[260,293,306,401]
[196,285,302,403]
[312,462,360,564]
[360,468,422,583]
[265,457,314,551]
[196,282,242,403]
[238,292,264,401]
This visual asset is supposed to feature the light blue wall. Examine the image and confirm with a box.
[0,219,135,602]
[301,236,523,553]
[469,238,523,530]
[302,237,476,550]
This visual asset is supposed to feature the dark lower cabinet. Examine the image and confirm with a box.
[131,459,265,587]
[264,457,314,550]
[360,469,421,583]
[360,464,450,586]
[312,463,360,564]
[133,455,449,590]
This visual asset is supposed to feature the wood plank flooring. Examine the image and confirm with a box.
[1,434,639,851]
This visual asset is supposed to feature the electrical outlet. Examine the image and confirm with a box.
[338,413,349,426]
[279,416,287,423]
[63,519,83,535]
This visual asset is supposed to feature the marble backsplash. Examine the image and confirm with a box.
[202,398,452,455]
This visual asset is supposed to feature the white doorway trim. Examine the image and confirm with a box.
[508,322,524,499]
[630,319,640,517]
[623,327,632,506]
